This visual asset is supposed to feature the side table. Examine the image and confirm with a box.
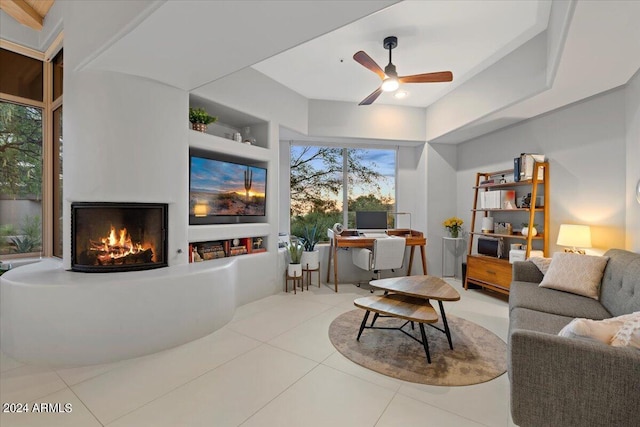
[442,237,464,278]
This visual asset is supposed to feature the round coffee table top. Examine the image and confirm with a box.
[369,275,461,301]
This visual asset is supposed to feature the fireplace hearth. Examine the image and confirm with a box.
[71,202,168,272]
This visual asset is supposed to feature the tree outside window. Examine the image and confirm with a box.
[290,145,396,240]
[0,101,43,255]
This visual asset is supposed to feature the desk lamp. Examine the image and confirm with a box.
[557,224,591,254]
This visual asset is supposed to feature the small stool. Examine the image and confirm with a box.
[285,271,304,294]
[302,263,320,288]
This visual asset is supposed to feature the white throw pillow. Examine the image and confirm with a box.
[539,252,609,300]
[611,312,640,349]
[529,257,552,275]
[558,312,640,344]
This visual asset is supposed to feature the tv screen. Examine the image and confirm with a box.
[356,211,388,230]
[189,155,267,224]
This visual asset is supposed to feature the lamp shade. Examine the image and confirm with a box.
[557,224,592,248]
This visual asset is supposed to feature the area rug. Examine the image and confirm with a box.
[328,309,507,386]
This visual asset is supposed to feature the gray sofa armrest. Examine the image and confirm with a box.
[512,260,543,283]
[510,330,640,427]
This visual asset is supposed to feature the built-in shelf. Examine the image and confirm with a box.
[188,130,272,163]
[188,223,271,243]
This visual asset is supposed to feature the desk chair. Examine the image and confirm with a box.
[352,236,406,292]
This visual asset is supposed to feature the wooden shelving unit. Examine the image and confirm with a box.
[465,162,549,295]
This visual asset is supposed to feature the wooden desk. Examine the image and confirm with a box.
[325,229,427,292]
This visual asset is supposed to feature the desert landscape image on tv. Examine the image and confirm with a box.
[190,157,266,216]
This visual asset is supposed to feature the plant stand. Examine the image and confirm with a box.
[302,263,320,288]
[285,271,304,294]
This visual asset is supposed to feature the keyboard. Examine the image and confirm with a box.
[361,233,389,239]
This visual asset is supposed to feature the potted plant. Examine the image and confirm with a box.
[300,223,320,270]
[521,222,538,237]
[286,238,304,277]
[189,107,217,132]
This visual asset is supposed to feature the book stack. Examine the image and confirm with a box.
[480,190,516,209]
[514,153,545,181]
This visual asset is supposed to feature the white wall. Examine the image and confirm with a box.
[425,143,458,276]
[309,100,426,142]
[193,68,309,135]
[458,87,628,255]
[625,69,640,252]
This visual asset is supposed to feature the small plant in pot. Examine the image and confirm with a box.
[189,107,217,132]
[521,222,538,237]
[286,238,304,277]
[300,223,320,270]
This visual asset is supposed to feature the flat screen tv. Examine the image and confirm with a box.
[189,153,267,225]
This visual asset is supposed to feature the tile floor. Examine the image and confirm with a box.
[0,278,517,427]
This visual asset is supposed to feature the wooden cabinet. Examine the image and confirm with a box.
[465,161,549,295]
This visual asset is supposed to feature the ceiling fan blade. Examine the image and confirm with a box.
[359,87,383,106]
[399,71,453,84]
[353,51,386,80]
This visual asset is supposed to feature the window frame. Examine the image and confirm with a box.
[0,36,63,259]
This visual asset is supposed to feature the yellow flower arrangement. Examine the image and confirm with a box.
[443,216,464,237]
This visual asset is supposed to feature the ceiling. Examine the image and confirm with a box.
[252,1,551,108]
[0,0,54,31]
[3,0,639,144]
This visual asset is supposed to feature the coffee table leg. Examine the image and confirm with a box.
[370,312,380,327]
[438,301,453,350]
[357,310,371,341]
[418,323,431,364]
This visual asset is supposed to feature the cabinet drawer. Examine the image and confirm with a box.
[467,255,512,289]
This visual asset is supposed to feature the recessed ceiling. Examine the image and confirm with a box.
[0,0,54,30]
[252,0,551,107]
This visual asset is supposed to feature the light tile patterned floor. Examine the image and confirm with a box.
[0,279,515,427]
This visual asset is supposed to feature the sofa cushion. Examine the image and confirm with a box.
[529,256,552,275]
[509,307,574,336]
[539,252,609,300]
[510,281,611,320]
[600,249,640,317]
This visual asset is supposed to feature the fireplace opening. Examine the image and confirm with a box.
[71,202,168,273]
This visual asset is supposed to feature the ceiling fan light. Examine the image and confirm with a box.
[381,77,399,92]
[394,90,408,99]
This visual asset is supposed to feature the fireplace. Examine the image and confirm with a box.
[71,202,168,272]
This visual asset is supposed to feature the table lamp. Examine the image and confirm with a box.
[557,224,591,254]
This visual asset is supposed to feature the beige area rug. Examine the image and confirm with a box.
[329,309,507,386]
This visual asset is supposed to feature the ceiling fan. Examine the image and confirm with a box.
[353,36,453,105]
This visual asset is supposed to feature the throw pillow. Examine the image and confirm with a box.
[558,318,618,344]
[539,252,609,300]
[559,312,640,345]
[611,312,640,349]
[529,257,552,275]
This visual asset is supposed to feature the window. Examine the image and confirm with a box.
[0,43,62,259]
[0,101,43,256]
[290,144,396,240]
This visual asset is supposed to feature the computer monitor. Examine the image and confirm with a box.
[355,211,388,230]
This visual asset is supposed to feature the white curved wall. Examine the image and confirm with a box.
[0,255,281,367]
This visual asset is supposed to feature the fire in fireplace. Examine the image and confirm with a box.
[71,202,168,272]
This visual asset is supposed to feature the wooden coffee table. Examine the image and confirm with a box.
[368,275,460,350]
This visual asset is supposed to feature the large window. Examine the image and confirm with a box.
[290,144,396,240]
[0,101,43,256]
[0,43,62,259]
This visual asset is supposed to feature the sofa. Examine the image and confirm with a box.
[508,248,640,427]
